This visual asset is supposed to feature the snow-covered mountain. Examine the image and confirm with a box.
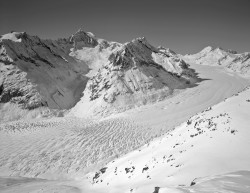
[70,37,198,117]
[0,36,250,192]
[0,29,198,120]
[2,29,250,192]
[184,46,250,76]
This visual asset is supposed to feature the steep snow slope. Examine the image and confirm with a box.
[85,86,250,193]
[0,30,197,121]
[184,46,250,76]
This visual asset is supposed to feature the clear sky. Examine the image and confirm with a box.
[1,0,250,54]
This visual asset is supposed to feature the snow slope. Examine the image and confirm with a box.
[85,86,250,193]
[184,170,250,193]
[184,46,250,76]
[1,171,249,193]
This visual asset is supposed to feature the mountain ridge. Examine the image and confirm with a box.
[0,30,198,120]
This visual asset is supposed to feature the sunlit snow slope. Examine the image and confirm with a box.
[86,86,250,193]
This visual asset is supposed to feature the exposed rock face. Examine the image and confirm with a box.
[0,30,198,117]
[227,52,250,75]
[70,29,98,50]
[0,64,45,109]
[184,46,250,75]
[0,31,89,110]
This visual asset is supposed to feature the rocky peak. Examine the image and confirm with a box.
[131,37,148,46]
[70,28,98,50]
[120,37,158,65]
[130,37,158,52]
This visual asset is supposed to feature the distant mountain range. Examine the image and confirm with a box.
[184,46,250,75]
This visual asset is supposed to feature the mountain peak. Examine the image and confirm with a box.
[133,36,147,42]
[129,36,150,47]
[201,46,214,53]
[75,28,95,37]
[199,46,237,55]
[70,28,98,49]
